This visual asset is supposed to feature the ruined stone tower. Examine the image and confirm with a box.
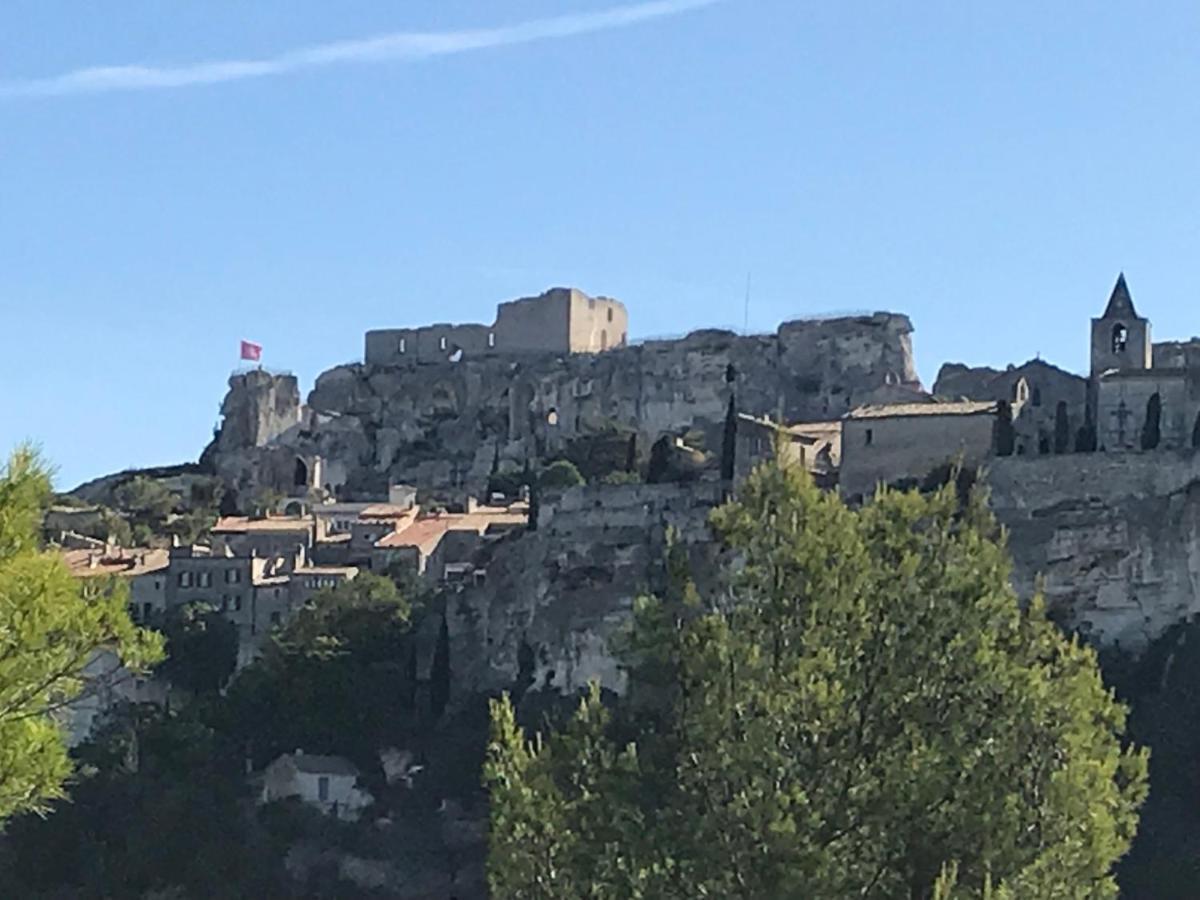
[1090,273,1151,376]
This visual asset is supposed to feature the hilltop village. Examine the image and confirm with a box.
[30,276,1200,894]
[54,276,1200,729]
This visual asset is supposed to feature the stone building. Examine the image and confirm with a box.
[1090,275,1200,451]
[933,274,1200,458]
[63,546,170,624]
[734,414,840,487]
[364,287,628,366]
[260,752,372,821]
[935,359,1085,456]
[210,515,315,561]
[839,401,1001,499]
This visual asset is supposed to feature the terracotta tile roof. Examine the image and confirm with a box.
[374,507,526,555]
[846,400,998,420]
[212,516,313,534]
[63,547,170,578]
[375,518,452,555]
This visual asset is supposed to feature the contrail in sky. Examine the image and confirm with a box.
[0,0,723,99]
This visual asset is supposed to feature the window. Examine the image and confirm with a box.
[865,428,874,446]
[488,332,496,348]
[232,594,243,612]
[143,602,153,621]
[1032,386,1042,407]
[439,336,447,351]
[601,330,607,350]
[1112,323,1128,353]
[317,776,330,802]
[399,337,406,354]
[607,308,614,323]
[199,571,212,588]
[226,568,241,584]
[177,572,191,587]
[547,408,559,426]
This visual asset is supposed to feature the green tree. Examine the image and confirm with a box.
[157,601,238,695]
[0,704,288,898]
[0,447,162,822]
[486,457,1147,898]
[225,573,413,767]
[539,459,585,491]
[114,476,177,538]
[720,393,738,481]
[1141,392,1162,450]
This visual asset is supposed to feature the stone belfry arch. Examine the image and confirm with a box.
[1090,273,1151,377]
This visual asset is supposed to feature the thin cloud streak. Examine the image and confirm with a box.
[0,0,722,99]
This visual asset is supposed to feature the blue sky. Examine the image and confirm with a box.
[2,1,1197,489]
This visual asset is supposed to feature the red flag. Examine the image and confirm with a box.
[240,340,262,362]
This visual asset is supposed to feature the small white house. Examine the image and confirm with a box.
[260,751,372,821]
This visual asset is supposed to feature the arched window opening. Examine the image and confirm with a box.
[1032,386,1042,407]
[399,337,406,354]
[607,308,614,323]
[547,408,559,427]
[1112,324,1128,354]
[293,458,309,489]
[488,332,496,348]
[1013,378,1029,404]
[439,336,448,351]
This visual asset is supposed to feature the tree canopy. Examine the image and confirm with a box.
[224,573,415,768]
[486,458,1147,898]
[0,447,162,822]
[157,601,238,695]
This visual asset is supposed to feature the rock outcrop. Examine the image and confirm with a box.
[207,313,921,503]
[987,452,1200,650]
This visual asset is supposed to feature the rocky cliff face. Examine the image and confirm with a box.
[208,313,920,502]
[987,452,1200,650]
[430,483,725,703]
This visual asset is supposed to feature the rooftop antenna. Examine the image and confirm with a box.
[743,272,751,332]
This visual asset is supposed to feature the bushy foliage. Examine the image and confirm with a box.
[486,458,1147,898]
[224,573,415,769]
[0,447,162,822]
[0,704,287,898]
[156,601,238,695]
[538,460,585,491]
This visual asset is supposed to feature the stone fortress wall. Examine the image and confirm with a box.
[364,287,628,366]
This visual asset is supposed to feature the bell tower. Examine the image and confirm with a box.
[1090,273,1151,376]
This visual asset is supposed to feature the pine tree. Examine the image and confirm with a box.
[486,455,1148,899]
[720,393,738,481]
[0,447,162,822]
[1141,392,1162,450]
